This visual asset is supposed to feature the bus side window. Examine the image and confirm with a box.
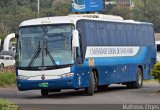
[96,21,106,46]
[136,25,143,46]
[149,26,154,46]
[146,26,151,46]
[107,23,117,46]
[143,26,150,46]
[117,23,126,46]
[85,21,97,46]
[126,24,136,46]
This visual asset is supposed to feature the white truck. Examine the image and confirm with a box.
[155,41,160,62]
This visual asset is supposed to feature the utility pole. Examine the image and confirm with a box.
[129,0,134,9]
[103,0,106,12]
[37,0,40,18]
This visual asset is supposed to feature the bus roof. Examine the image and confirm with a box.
[19,14,153,27]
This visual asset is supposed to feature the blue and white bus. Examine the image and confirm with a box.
[16,14,156,96]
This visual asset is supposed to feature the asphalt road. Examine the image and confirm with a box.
[0,82,160,110]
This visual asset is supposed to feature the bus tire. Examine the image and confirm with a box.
[132,68,143,89]
[87,71,96,96]
[41,89,49,96]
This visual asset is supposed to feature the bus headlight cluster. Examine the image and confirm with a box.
[60,73,74,78]
[17,76,29,80]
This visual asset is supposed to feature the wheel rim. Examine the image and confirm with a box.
[138,71,142,86]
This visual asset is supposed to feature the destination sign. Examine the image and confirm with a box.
[85,46,140,58]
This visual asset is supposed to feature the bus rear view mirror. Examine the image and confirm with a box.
[72,30,79,47]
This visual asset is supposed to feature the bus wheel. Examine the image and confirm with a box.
[41,89,49,96]
[126,68,143,89]
[131,68,143,89]
[133,68,143,88]
[87,71,97,96]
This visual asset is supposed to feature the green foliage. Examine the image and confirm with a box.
[109,6,133,19]
[134,0,160,32]
[0,99,19,110]
[1,0,160,40]
[0,0,72,40]
[151,63,160,83]
[0,72,16,86]
[106,0,160,32]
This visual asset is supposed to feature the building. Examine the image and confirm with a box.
[104,0,134,8]
[155,33,160,41]
[116,0,134,8]
[105,0,116,5]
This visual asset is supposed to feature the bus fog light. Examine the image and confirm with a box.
[61,73,74,78]
[17,76,29,80]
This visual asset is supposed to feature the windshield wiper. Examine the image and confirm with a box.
[44,40,57,66]
[28,41,41,67]
[41,26,57,67]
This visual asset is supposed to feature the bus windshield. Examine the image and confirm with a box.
[17,24,74,67]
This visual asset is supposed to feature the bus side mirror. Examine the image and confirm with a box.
[72,30,79,48]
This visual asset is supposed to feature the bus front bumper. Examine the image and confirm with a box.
[17,77,76,91]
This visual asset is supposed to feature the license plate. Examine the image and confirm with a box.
[38,82,48,87]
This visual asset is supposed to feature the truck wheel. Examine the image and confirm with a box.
[41,89,49,96]
[87,71,96,96]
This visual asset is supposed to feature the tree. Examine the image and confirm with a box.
[0,22,10,40]
[51,0,72,16]
[109,6,133,19]
[1,0,160,40]
[152,63,160,83]
[133,0,160,32]
[106,0,160,33]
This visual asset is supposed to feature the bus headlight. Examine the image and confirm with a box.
[17,76,29,80]
[60,73,74,78]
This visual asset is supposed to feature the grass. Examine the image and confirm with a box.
[0,99,19,110]
[0,72,16,87]
[143,79,159,83]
